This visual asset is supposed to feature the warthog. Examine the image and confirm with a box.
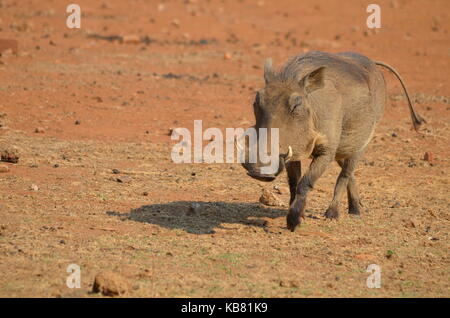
[239,51,425,231]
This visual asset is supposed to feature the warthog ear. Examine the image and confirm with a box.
[264,58,275,83]
[288,92,303,113]
[301,67,325,94]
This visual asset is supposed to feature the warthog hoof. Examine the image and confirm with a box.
[287,199,305,231]
[348,206,361,215]
[325,206,339,219]
[348,202,362,215]
[286,211,301,231]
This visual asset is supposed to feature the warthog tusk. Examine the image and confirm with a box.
[285,146,293,162]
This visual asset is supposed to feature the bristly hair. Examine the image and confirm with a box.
[279,51,333,82]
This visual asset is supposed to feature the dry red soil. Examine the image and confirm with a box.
[0,0,449,297]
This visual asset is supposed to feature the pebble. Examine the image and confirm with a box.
[0,149,19,163]
[423,152,433,164]
[259,189,283,206]
[391,202,401,208]
[121,34,141,44]
[405,219,420,228]
[171,19,180,28]
[92,271,131,296]
[0,164,9,173]
[30,184,39,191]
[273,185,289,195]
[157,3,165,12]
[116,176,131,183]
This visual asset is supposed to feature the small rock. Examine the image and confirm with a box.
[171,19,180,28]
[405,218,420,228]
[279,279,299,288]
[407,160,416,168]
[92,271,131,296]
[142,191,149,196]
[1,149,19,163]
[273,185,289,195]
[259,189,282,206]
[427,209,437,218]
[112,169,120,174]
[30,184,39,191]
[74,120,81,125]
[157,3,165,11]
[224,52,232,60]
[423,152,433,164]
[116,176,131,183]
[0,164,9,173]
[391,202,401,208]
[121,34,141,44]
[34,127,45,133]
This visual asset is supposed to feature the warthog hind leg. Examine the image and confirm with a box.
[325,157,361,219]
[347,174,362,215]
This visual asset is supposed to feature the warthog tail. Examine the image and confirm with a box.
[375,61,426,131]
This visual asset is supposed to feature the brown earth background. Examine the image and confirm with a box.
[0,0,449,297]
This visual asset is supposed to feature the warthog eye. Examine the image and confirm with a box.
[288,94,302,114]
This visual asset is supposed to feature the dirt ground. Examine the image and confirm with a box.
[0,0,449,298]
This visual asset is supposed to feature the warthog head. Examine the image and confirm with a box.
[239,58,326,182]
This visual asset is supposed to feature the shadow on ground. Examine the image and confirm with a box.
[107,201,287,234]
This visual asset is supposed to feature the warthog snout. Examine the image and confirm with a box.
[235,138,292,182]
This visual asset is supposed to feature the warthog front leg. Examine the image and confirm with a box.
[286,161,302,205]
[287,153,333,231]
[325,157,361,219]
